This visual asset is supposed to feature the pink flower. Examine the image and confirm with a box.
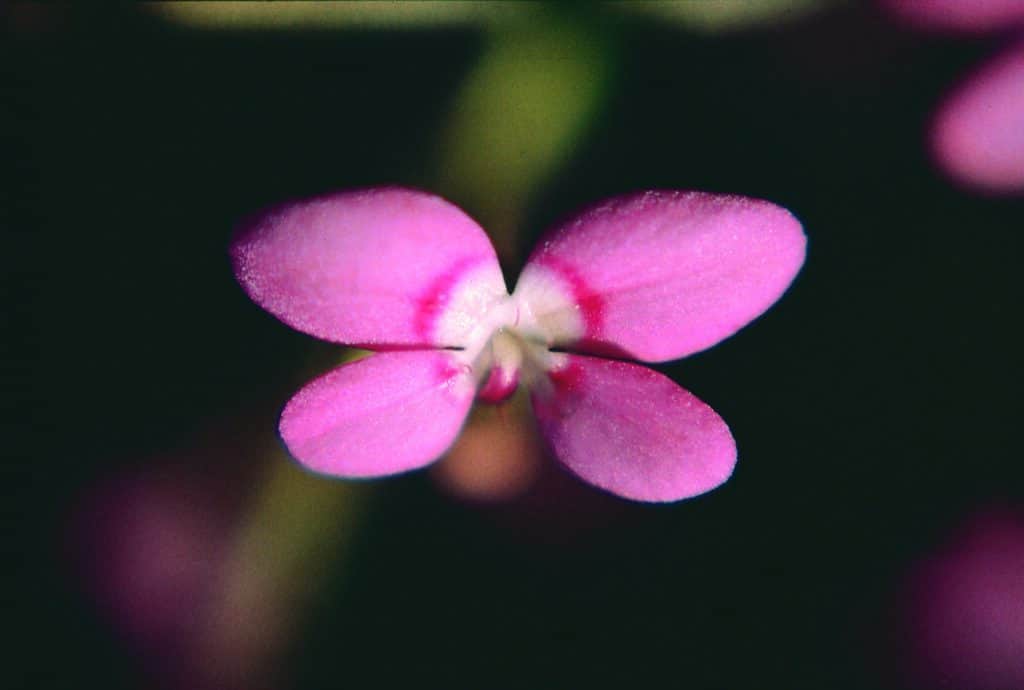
[231,188,805,502]
[885,0,1024,192]
[894,509,1024,689]
[70,465,238,688]
[932,42,1024,193]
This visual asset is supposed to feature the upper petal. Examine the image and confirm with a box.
[530,354,736,502]
[280,350,475,477]
[513,191,806,362]
[231,187,508,348]
[932,44,1024,193]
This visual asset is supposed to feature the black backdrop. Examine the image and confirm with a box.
[7,3,1022,689]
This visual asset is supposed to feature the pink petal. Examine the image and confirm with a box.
[530,354,736,502]
[232,187,508,348]
[932,44,1024,193]
[280,350,475,477]
[884,0,1024,32]
[514,191,805,362]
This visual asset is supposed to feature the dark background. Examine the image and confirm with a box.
[7,3,1022,689]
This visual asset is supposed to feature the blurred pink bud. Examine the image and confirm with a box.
[432,404,544,503]
[70,466,234,686]
[431,399,630,544]
[68,418,283,689]
[931,44,1024,193]
[884,0,1024,192]
[898,509,1024,689]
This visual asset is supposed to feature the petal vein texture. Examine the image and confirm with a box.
[514,190,806,362]
[531,354,737,502]
[231,187,508,348]
[280,350,475,477]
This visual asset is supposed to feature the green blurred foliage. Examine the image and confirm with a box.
[434,14,615,262]
[148,0,537,30]
[617,0,832,32]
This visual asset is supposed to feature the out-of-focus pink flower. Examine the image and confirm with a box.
[896,509,1024,689]
[431,399,631,544]
[431,401,545,503]
[231,187,805,502]
[932,43,1024,192]
[70,425,358,690]
[68,415,294,689]
[70,465,236,687]
[885,0,1024,33]
[884,0,1024,192]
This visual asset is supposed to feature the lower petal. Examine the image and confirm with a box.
[280,351,475,477]
[530,354,736,502]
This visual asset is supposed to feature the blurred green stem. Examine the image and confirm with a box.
[434,12,615,263]
[203,11,616,682]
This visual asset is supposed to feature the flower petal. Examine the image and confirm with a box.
[513,191,805,362]
[231,187,508,348]
[530,354,736,502]
[932,45,1024,193]
[280,350,475,477]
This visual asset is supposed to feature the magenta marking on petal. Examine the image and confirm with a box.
[531,254,605,336]
[476,365,520,404]
[231,187,504,348]
[434,353,470,387]
[413,255,488,343]
[521,190,806,362]
[546,359,585,394]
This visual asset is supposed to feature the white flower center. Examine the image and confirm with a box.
[453,295,564,402]
[433,262,584,402]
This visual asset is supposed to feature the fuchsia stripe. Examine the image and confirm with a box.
[434,353,469,387]
[530,254,605,336]
[476,366,520,404]
[546,358,584,393]
[412,255,488,343]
